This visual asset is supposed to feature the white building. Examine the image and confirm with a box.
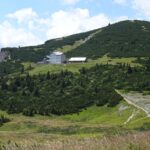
[46,51,66,64]
[68,57,87,63]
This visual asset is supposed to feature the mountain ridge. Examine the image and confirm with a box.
[2,20,150,62]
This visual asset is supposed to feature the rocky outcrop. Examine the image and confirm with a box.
[0,51,10,62]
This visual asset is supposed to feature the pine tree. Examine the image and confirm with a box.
[127,65,133,74]
[46,71,50,80]
[34,87,40,97]
[1,80,8,90]
[21,67,24,74]
[145,57,150,71]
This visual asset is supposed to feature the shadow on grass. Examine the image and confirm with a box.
[136,122,150,131]
[38,125,131,136]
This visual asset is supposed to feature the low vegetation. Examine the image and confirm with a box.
[1,132,150,150]
[0,102,149,150]
[27,55,140,75]
[0,61,23,76]
[0,68,122,116]
[2,20,150,62]
[0,114,10,126]
[1,29,96,62]
[66,20,150,58]
[0,58,150,116]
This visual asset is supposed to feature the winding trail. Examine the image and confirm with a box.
[124,110,140,125]
[116,90,150,117]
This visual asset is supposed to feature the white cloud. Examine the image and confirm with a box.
[0,7,128,48]
[0,21,41,47]
[0,8,42,48]
[114,0,127,5]
[47,8,109,39]
[7,8,38,23]
[133,0,150,18]
[114,16,129,22]
[62,0,80,5]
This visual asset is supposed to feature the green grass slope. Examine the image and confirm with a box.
[0,100,148,140]
[0,100,149,150]
[26,56,140,75]
[62,101,147,127]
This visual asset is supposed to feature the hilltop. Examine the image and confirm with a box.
[1,29,97,62]
[67,20,150,58]
[2,20,150,62]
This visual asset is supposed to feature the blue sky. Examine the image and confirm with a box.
[0,0,135,21]
[0,0,150,47]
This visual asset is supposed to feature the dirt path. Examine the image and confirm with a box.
[124,109,139,125]
[116,90,150,117]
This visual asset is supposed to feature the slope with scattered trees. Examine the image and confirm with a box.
[1,30,97,62]
[66,20,150,58]
[2,20,150,62]
[0,58,150,116]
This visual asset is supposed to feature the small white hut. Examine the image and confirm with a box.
[68,57,87,63]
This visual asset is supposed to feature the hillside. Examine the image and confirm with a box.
[2,20,150,62]
[66,20,150,58]
[0,20,150,150]
[1,61,150,116]
[1,29,97,62]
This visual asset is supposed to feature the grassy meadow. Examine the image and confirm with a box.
[0,100,150,150]
[22,55,141,75]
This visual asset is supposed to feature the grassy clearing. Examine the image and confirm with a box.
[0,101,147,136]
[94,55,140,66]
[25,56,140,75]
[0,100,149,149]
[62,102,131,125]
[57,40,84,53]
[56,29,102,53]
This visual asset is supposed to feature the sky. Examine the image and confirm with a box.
[0,0,150,48]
